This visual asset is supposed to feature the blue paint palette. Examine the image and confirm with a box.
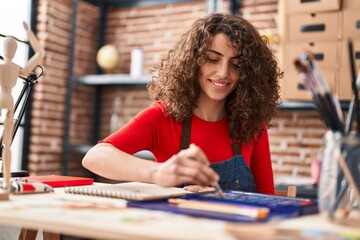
[128,190,318,223]
[183,191,319,217]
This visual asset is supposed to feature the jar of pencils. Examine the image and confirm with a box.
[319,131,360,221]
[335,134,360,220]
[318,131,342,214]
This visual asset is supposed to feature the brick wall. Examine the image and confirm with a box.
[29,0,72,174]
[270,111,327,177]
[30,0,99,175]
[99,1,208,137]
[29,0,327,180]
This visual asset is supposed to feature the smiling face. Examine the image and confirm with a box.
[198,33,240,106]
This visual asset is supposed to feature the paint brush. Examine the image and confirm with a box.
[189,143,224,197]
[213,182,224,198]
[345,73,360,134]
[294,56,345,132]
[294,59,335,130]
[348,39,360,136]
[303,53,344,132]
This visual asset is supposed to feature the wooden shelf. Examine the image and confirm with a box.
[73,74,151,86]
[278,101,315,110]
[69,144,93,155]
[279,100,350,111]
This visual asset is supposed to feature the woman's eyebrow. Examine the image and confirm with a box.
[206,49,222,56]
[206,49,239,59]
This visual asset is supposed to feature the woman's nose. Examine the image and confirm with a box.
[216,62,229,78]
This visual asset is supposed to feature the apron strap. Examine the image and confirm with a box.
[230,139,242,155]
[180,118,192,150]
[180,117,241,156]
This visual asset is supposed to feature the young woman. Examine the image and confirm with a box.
[82,13,282,194]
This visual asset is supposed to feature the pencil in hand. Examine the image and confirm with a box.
[213,182,224,198]
[187,143,224,197]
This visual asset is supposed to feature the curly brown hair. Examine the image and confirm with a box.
[148,13,282,145]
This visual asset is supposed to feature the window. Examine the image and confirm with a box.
[0,0,31,171]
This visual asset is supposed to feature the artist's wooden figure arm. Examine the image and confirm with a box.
[20,21,44,77]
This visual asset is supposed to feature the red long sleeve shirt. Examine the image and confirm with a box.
[101,101,274,194]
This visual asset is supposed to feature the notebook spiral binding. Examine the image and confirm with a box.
[64,186,144,200]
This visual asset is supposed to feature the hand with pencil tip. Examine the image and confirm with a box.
[149,144,220,190]
[82,13,281,195]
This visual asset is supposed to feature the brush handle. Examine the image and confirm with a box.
[348,40,360,135]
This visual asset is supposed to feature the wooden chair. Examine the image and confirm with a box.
[18,229,59,240]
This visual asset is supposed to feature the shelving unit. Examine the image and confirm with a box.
[63,74,150,173]
[66,76,150,148]
[279,100,350,111]
[63,74,150,175]
[61,0,153,175]
[71,74,150,151]
[74,74,151,86]
[278,0,360,101]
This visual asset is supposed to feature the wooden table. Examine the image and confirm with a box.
[0,186,359,240]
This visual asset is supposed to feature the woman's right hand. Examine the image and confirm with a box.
[150,144,219,188]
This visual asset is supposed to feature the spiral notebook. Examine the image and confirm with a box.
[64,182,190,201]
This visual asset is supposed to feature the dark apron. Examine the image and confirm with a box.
[180,118,257,192]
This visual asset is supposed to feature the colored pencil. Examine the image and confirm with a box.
[168,198,270,219]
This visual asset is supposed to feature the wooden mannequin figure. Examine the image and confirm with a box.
[0,22,44,199]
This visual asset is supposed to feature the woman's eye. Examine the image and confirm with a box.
[206,55,218,63]
[231,63,241,69]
